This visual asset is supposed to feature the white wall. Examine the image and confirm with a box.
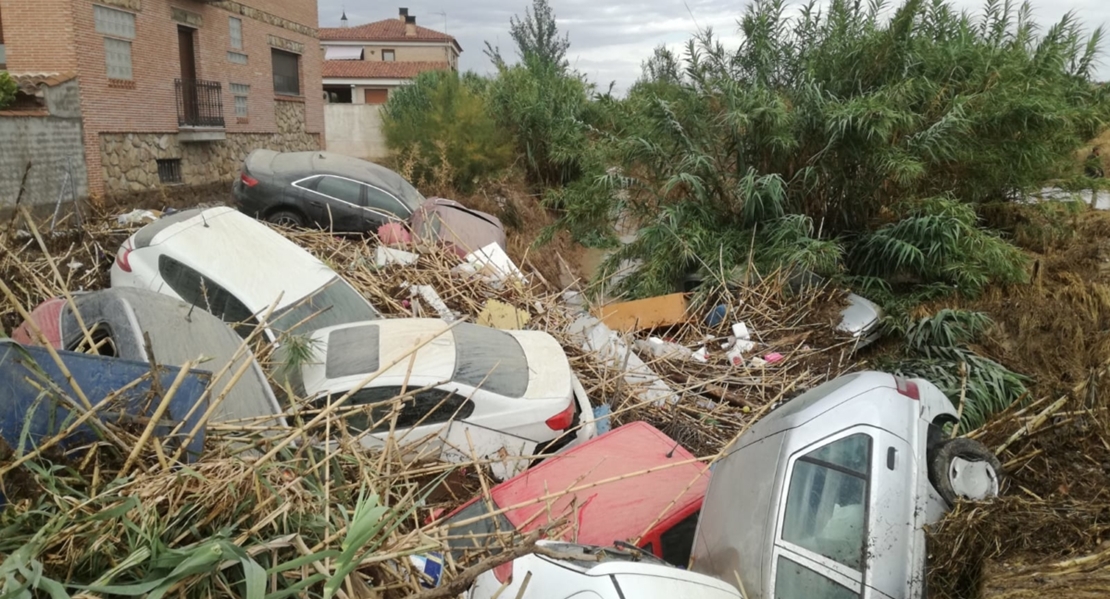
[324,104,388,161]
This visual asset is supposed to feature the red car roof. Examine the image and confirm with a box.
[480,422,709,546]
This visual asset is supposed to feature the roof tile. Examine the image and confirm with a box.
[320,19,459,47]
[322,61,451,80]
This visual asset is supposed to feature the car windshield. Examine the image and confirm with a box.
[269,278,380,338]
[396,177,425,212]
[451,323,529,397]
[443,499,515,559]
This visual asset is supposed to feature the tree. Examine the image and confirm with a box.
[484,0,570,70]
[0,73,17,110]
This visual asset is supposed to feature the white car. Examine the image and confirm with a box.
[469,541,742,599]
[110,206,380,342]
[300,319,597,479]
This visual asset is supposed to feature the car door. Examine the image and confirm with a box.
[299,175,365,232]
[770,430,873,599]
[362,184,411,230]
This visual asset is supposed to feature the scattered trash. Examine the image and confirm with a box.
[634,337,693,361]
[401,282,457,322]
[732,322,750,339]
[477,298,531,330]
[377,222,412,246]
[594,292,689,332]
[750,357,768,367]
[115,209,161,226]
[567,315,682,406]
[764,352,784,364]
[726,345,745,366]
[593,403,612,434]
[692,346,709,362]
[407,553,445,588]
[457,242,528,287]
[374,246,419,267]
[706,304,727,327]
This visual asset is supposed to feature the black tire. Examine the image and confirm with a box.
[929,437,1002,506]
[266,209,304,228]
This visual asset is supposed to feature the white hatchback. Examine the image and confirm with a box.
[469,541,742,599]
[300,319,597,480]
[110,206,381,342]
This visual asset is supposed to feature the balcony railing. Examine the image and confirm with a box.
[175,78,225,128]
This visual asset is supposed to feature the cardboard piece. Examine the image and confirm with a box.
[593,293,689,332]
[477,299,531,330]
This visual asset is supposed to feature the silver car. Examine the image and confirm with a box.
[690,371,1001,599]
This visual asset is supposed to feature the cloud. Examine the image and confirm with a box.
[318,0,1110,91]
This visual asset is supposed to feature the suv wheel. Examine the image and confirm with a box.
[929,437,1002,506]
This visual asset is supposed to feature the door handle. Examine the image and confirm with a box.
[887,447,897,470]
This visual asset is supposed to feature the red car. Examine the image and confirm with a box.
[439,421,709,567]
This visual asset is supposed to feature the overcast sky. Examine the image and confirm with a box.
[319,0,1110,92]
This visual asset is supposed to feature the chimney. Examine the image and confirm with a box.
[340,10,348,27]
[398,8,408,22]
[404,14,416,37]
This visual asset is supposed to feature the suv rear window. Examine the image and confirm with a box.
[451,324,528,398]
[269,278,380,338]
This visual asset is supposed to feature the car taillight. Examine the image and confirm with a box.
[493,561,513,584]
[116,246,133,273]
[240,172,259,187]
[895,376,920,400]
[545,400,575,431]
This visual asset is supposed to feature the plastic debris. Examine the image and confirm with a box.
[593,403,613,435]
[116,209,161,226]
[706,304,728,327]
[635,337,693,361]
[407,553,445,588]
[401,283,456,322]
[457,242,528,287]
[764,352,784,364]
[377,222,412,246]
[732,322,751,340]
[692,346,709,363]
[726,345,746,366]
[750,357,768,368]
[374,246,419,267]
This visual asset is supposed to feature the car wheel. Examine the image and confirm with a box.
[267,210,304,228]
[929,437,1002,506]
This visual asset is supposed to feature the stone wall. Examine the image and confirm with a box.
[100,102,320,193]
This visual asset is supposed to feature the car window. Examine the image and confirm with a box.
[158,255,256,337]
[451,324,529,398]
[365,186,409,218]
[443,497,514,559]
[782,433,871,570]
[314,176,363,205]
[660,511,700,567]
[269,278,380,338]
[318,386,475,434]
[774,556,859,599]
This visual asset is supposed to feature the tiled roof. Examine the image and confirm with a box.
[7,72,77,95]
[321,19,459,47]
[322,60,451,80]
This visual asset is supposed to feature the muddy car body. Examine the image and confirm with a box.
[233,150,506,255]
[690,371,1002,599]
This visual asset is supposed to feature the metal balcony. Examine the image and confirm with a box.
[175,78,225,129]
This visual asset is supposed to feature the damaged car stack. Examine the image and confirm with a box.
[0,190,1002,599]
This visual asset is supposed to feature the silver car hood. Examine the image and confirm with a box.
[837,292,883,337]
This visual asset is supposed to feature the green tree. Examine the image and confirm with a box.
[0,72,17,110]
[381,71,512,192]
[485,0,570,70]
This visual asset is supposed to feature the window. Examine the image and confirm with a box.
[230,83,249,118]
[229,17,243,50]
[314,176,363,205]
[364,186,407,217]
[269,278,380,338]
[324,86,353,103]
[325,324,380,379]
[227,51,248,64]
[318,386,475,434]
[94,5,135,81]
[775,556,859,599]
[69,323,117,357]
[365,89,389,105]
[157,255,256,336]
[451,323,529,397]
[0,5,7,69]
[660,511,700,567]
[157,159,182,184]
[443,497,514,558]
[782,434,871,570]
[382,49,395,61]
[271,49,300,96]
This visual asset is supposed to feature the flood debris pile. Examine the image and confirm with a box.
[0,204,871,598]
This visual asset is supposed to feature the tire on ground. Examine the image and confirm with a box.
[929,437,1002,506]
[267,209,304,228]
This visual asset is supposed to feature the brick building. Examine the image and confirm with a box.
[317,8,459,160]
[0,0,325,196]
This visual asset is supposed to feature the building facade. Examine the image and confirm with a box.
[0,0,324,196]
[316,8,459,161]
